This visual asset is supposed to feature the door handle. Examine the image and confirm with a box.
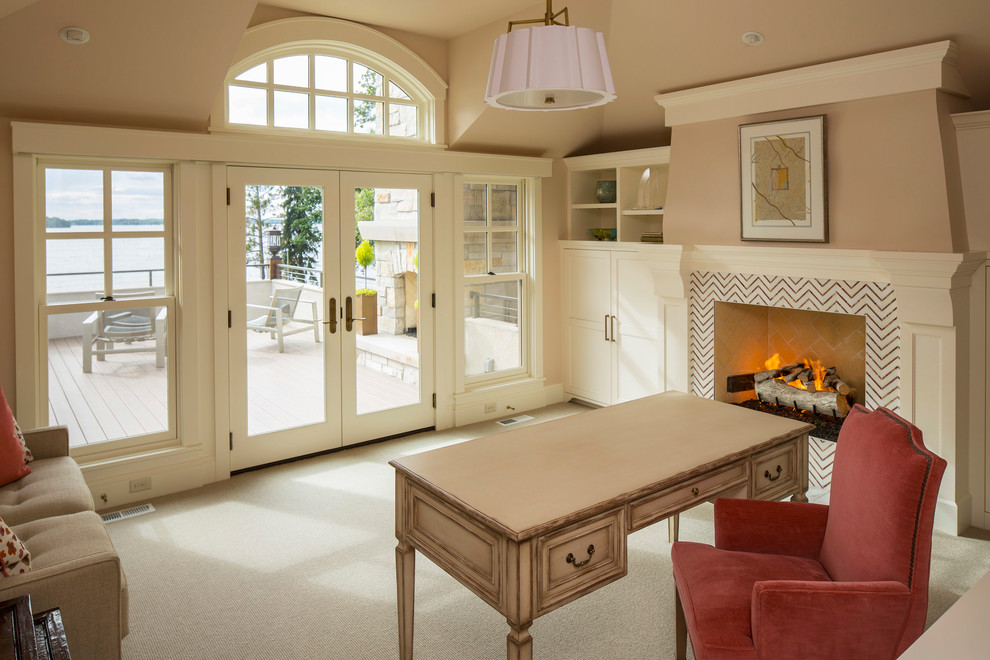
[345,296,366,332]
[605,314,610,342]
[322,298,337,334]
[611,315,616,342]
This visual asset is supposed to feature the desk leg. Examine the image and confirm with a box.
[507,620,533,660]
[396,540,416,659]
[668,513,680,543]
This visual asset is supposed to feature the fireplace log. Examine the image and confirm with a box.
[753,368,781,383]
[822,374,852,395]
[754,378,855,418]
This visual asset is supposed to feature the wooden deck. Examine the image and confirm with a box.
[48,330,419,447]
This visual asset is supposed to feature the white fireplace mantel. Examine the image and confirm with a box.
[648,244,987,534]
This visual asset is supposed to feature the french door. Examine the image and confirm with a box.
[227,167,434,471]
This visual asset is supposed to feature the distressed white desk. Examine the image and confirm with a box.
[391,391,812,659]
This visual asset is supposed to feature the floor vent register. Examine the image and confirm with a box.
[101,503,156,524]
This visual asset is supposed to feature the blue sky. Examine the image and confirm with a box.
[45,169,165,221]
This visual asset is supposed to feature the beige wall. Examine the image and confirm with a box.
[957,112,990,251]
[664,90,964,252]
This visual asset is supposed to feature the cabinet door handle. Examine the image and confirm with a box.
[604,314,610,342]
[611,315,616,342]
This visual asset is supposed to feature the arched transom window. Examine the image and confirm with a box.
[226,47,429,141]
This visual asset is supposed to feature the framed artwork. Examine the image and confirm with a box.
[739,115,827,242]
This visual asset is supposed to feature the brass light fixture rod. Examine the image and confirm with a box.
[507,0,569,32]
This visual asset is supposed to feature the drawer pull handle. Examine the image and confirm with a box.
[764,465,783,482]
[690,487,699,496]
[566,545,595,568]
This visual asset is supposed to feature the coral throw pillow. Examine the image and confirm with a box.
[0,388,30,487]
[0,516,31,576]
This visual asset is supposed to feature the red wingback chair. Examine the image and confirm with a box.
[671,405,946,660]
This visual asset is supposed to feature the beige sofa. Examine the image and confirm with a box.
[0,425,128,659]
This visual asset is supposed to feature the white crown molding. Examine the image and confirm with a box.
[655,41,969,126]
[952,109,990,131]
[563,145,670,169]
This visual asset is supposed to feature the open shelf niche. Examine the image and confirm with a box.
[563,146,670,243]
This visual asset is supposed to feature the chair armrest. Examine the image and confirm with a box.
[22,425,70,459]
[714,498,829,559]
[751,580,911,659]
[83,311,99,326]
[246,304,278,312]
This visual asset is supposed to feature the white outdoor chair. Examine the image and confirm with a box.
[246,285,320,352]
[82,294,167,373]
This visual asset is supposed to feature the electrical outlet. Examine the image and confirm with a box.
[484,401,496,413]
[129,477,152,493]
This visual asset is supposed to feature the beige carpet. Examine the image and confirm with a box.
[106,403,990,659]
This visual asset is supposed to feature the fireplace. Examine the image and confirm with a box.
[715,302,866,442]
[689,272,899,491]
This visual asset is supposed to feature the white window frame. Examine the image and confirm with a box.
[458,177,535,389]
[211,17,447,146]
[36,158,178,459]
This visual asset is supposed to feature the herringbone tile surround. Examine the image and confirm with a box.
[690,272,900,490]
[690,272,899,411]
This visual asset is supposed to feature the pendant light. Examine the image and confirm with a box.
[484,1,616,111]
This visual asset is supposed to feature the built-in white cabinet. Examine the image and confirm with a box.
[564,146,670,243]
[562,244,662,406]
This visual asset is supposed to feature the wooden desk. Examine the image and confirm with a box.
[391,391,812,659]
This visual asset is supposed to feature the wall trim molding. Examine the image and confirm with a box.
[952,109,990,131]
[655,40,969,126]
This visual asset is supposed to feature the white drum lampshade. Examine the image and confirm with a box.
[485,24,616,111]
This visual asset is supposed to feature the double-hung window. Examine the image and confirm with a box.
[41,163,176,453]
[462,180,528,382]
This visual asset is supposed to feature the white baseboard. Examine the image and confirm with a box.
[452,379,560,427]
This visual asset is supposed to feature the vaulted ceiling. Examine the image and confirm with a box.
[2,1,989,156]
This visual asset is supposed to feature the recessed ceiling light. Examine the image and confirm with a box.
[742,31,764,46]
[59,26,90,45]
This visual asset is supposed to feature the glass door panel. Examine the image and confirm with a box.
[244,184,326,436]
[339,173,434,444]
[228,168,341,471]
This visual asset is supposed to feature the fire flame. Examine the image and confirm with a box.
[765,354,829,392]
[764,353,781,370]
[808,358,826,391]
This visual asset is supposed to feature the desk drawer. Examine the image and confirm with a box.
[536,509,626,615]
[753,441,799,497]
[629,461,749,531]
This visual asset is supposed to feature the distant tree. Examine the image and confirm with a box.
[354,187,374,247]
[280,186,323,269]
[245,185,280,269]
[353,67,380,134]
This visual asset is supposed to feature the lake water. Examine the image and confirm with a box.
[46,225,166,294]
[46,224,372,294]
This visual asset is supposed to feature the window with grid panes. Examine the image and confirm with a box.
[226,49,427,141]
[463,181,526,380]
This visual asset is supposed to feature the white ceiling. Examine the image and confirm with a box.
[263,0,541,39]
